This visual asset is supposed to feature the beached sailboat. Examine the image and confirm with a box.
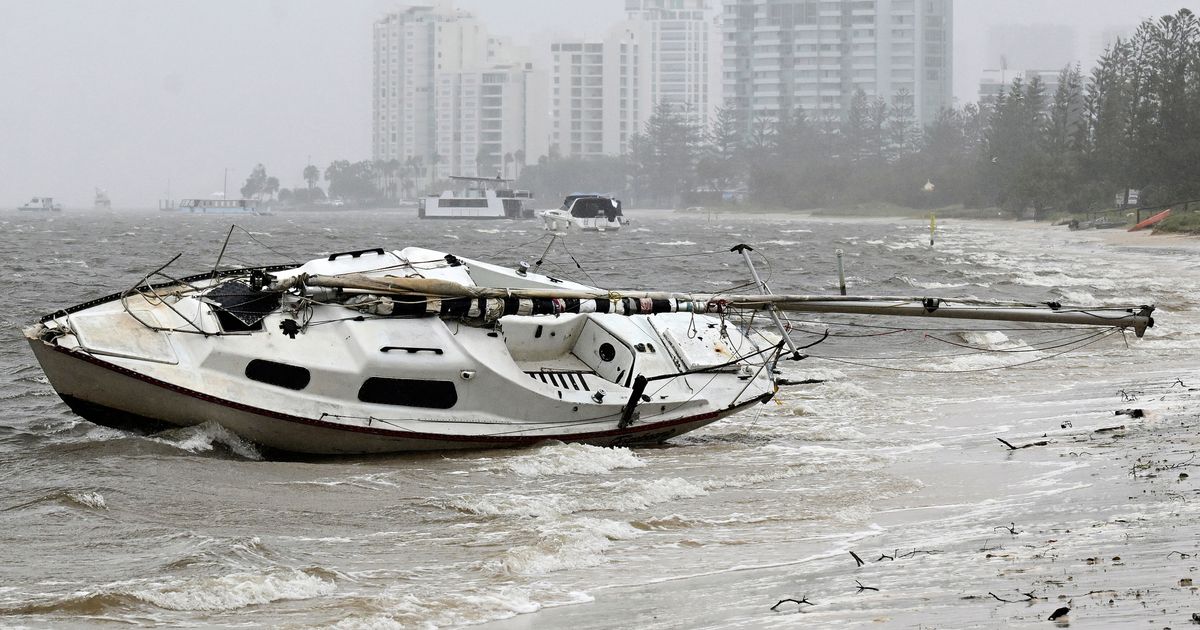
[23,242,1154,455]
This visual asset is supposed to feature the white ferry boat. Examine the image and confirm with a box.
[18,197,63,212]
[176,199,262,215]
[419,175,534,219]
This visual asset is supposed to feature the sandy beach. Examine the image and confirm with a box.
[476,217,1200,629]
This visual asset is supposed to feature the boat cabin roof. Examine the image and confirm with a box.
[180,198,256,207]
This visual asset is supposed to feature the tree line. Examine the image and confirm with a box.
[520,8,1200,216]
[243,9,1198,215]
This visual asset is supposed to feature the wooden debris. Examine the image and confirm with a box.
[771,597,814,611]
[855,580,879,593]
[994,522,1020,535]
[997,437,1049,450]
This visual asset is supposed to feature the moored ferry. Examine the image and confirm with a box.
[419,175,534,219]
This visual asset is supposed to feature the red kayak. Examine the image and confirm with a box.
[1129,208,1171,231]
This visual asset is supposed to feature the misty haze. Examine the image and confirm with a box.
[3,1,1200,628]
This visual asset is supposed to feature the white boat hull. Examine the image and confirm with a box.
[27,329,765,454]
[540,209,624,232]
[24,247,775,455]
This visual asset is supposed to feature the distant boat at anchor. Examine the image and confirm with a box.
[94,188,112,211]
[170,198,265,215]
[540,193,628,232]
[17,196,63,212]
[419,175,534,219]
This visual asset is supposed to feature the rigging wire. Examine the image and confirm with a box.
[806,327,1124,374]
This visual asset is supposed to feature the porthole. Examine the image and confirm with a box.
[245,359,310,390]
[358,377,458,409]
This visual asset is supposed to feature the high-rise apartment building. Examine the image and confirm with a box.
[722,0,952,131]
[550,29,641,158]
[550,0,719,159]
[373,3,546,180]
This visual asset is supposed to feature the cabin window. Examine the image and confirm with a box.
[245,359,310,390]
[357,377,458,409]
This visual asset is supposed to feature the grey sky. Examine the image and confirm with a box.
[0,0,1191,208]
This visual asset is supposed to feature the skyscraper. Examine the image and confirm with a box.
[549,0,719,159]
[372,3,546,181]
[722,0,952,131]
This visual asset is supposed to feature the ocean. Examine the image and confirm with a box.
[2,209,1197,628]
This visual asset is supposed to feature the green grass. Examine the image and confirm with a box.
[1154,211,1200,234]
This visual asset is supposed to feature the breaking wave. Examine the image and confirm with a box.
[484,518,642,575]
[489,442,646,477]
[149,421,262,460]
[0,569,335,615]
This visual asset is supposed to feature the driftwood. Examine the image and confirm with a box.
[849,550,865,567]
[988,591,1038,603]
[1114,408,1144,418]
[855,580,879,593]
[771,597,814,610]
[997,437,1049,450]
[1095,425,1126,433]
[994,522,1020,535]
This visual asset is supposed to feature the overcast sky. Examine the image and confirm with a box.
[0,0,1191,208]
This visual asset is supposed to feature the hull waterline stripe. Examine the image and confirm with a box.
[40,341,769,445]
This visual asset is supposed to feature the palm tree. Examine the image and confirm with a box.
[429,153,442,192]
[386,159,401,200]
[475,147,489,178]
[513,149,525,180]
[303,164,319,191]
[408,155,424,195]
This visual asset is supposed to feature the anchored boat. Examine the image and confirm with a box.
[419,175,534,220]
[23,242,1154,455]
[17,196,63,212]
[541,194,628,232]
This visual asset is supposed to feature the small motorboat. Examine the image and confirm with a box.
[541,194,628,232]
[24,242,1154,455]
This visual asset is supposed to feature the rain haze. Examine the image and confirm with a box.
[6,2,1200,629]
[0,0,1189,208]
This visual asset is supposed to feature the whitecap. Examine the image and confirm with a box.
[149,421,263,460]
[485,518,642,575]
[66,491,107,510]
[497,443,646,477]
[131,570,335,611]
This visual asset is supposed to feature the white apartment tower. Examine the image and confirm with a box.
[373,3,547,180]
[550,32,640,158]
[722,0,952,131]
[550,0,719,159]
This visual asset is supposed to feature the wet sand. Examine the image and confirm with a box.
[482,368,1200,629]
[477,220,1200,630]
